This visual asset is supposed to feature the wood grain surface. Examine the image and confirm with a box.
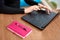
[0,12,60,40]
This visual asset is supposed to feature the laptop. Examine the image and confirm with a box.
[21,10,58,30]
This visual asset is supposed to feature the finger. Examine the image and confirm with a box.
[35,6,40,10]
[34,8,40,11]
[35,5,41,10]
[33,6,40,11]
[42,6,52,14]
[33,8,38,11]
[46,9,50,14]
[38,5,50,14]
[43,6,52,13]
[38,4,51,11]
[38,5,47,11]
[38,4,44,7]
[33,7,39,11]
[38,4,46,10]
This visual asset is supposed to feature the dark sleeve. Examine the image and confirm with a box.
[0,0,25,14]
[1,5,24,14]
[24,0,38,5]
[1,5,25,14]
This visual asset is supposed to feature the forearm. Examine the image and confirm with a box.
[1,5,25,14]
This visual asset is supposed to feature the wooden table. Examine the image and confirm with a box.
[0,12,60,40]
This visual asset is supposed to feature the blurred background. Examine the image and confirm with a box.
[45,0,60,9]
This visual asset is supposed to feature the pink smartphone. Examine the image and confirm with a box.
[7,21,32,38]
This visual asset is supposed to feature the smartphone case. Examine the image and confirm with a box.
[7,21,32,38]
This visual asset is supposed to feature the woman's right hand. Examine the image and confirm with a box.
[24,5,40,13]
